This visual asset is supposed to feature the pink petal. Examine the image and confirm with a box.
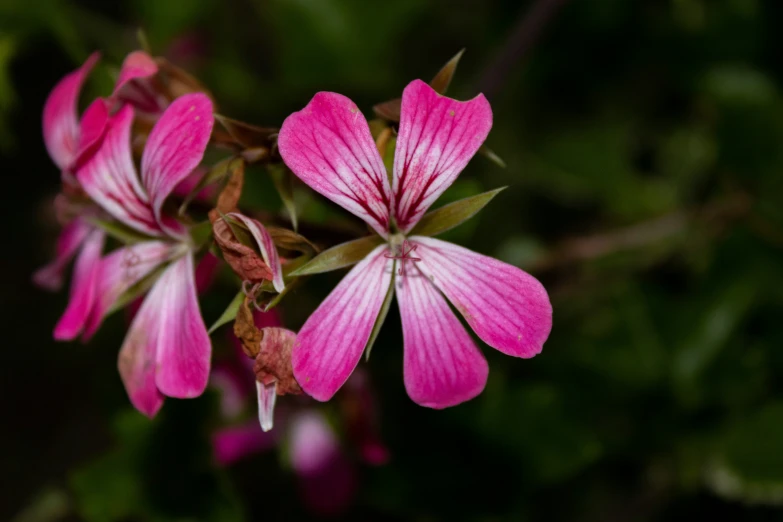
[33,217,94,291]
[75,105,161,236]
[154,253,212,398]
[117,281,166,418]
[278,92,392,238]
[83,241,172,340]
[141,93,214,237]
[212,421,276,466]
[116,51,158,89]
[411,236,552,358]
[227,213,285,293]
[53,228,106,341]
[396,266,488,408]
[256,380,277,432]
[113,51,165,114]
[71,98,109,170]
[392,80,493,232]
[42,52,99,170]
[293,245,393,401]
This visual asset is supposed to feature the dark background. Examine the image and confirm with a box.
[4,0,783,520]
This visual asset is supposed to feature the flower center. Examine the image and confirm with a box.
[385,238,421,277]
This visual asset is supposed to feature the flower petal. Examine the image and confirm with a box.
[115,51,158,91]
[396,266,488,408]
[71,98,109,170]
[256,380,277,432]
[112,51,163,114]
[154,253,212,398]
[42,52,99,170]
[75,105,161,236]
[141,93,214,237]
[227,213,285,293]
[278,92,392,238]
[117,284,166,418]
[392,80,493,233]
[53,228,105,341]
[33,217,94,291]
[83,241,172,340]
[412,236,552,358]
[293,245,393,401]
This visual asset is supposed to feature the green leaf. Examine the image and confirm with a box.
[268,163,298,232]
[408,187,506,237]
[207,290,243,334]
[88,217,154,245]
[289,235,384,276]
[189,220,214,249]
[365,262,395,361]
[429,48,464,94]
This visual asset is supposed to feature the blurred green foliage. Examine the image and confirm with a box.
[4,0,783,520]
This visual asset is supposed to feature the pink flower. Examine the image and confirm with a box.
[71,93,223,417]
[36,51,160,342]
[278,79,553,408]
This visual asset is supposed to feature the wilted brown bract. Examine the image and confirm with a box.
[213,160,244,215]
[212,218,274,284]
[253,327,302,395]
[233,296,263,358]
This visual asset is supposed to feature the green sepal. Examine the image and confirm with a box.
[88,218,154,245]
[106,265,166,316]
[268,163,298,232]
[429,48,465,95]
[289,235,384,276]
[408,187,506,237]
[189,220,214,249]
[479,144,507,168]
[207,290,244,334]
[365,262,396,361]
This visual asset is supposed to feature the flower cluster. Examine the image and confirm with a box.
[37,49,552,440]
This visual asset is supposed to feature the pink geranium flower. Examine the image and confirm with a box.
[36,51,160,341]
[71,92,231,417]
[278,79,553,408]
